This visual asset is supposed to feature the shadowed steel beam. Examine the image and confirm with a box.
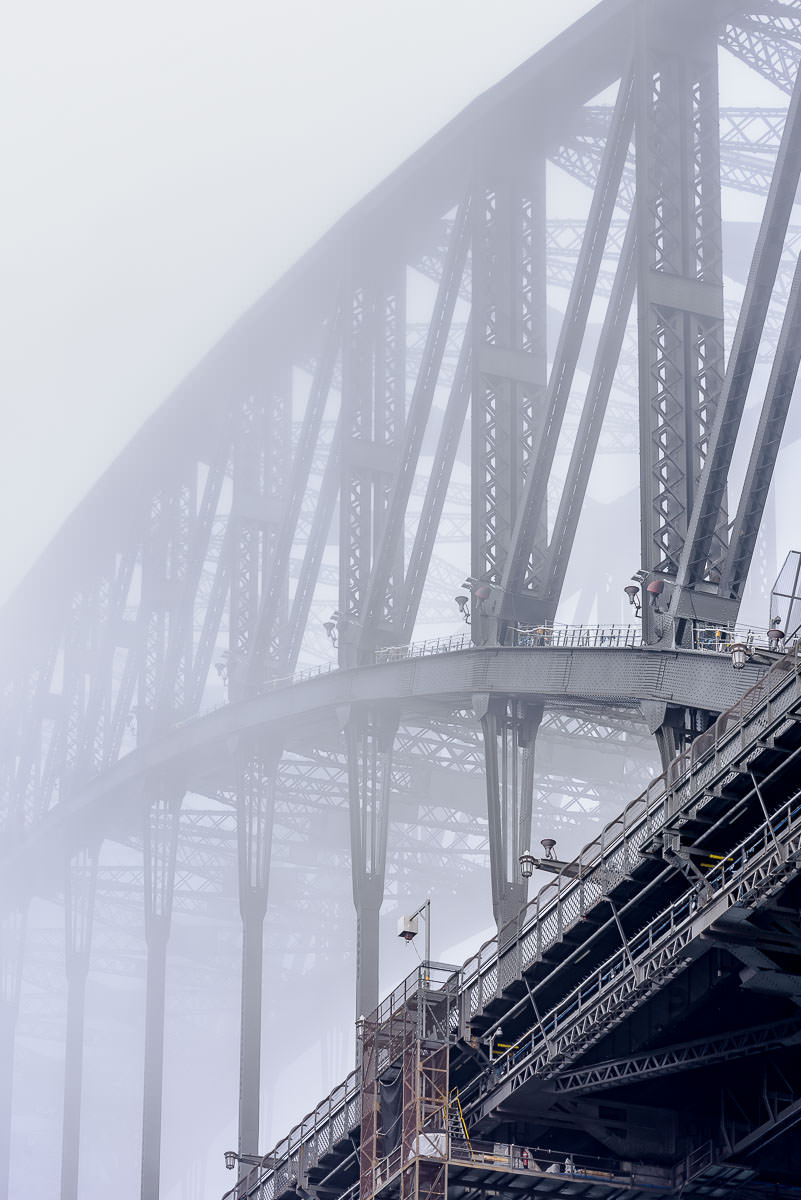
[672,62,801,618]
[551,1018,801,1095]
[498,71,634,618]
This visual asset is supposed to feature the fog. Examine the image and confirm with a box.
[1,0,596,604]
[2,1,800,1198]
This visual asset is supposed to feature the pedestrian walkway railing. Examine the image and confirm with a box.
[459,641,801,1026]
[198,623,788,718]
[462,787,801,1115]
[224,643,801,1200]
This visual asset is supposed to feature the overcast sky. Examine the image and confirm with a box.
[1,0,602,604]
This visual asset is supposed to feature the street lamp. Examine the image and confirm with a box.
[398,898,431,964]
[519,849,536,878]
[730,642,750,670]
[623,584,641,617]
[454,595,470,622]
[225,1150,277,1171]
[519,838,580,878]
[767,626,785,651]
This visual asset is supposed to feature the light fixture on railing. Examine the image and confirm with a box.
[519,849,535,878]
[454,594,470,623]
[323,611,340,647]
[730,642,750,670]
[224,1150,277,1171]
[767,626,785,651]
[645,579,664,611]
[623,584,641,617]
[541,838,557,860]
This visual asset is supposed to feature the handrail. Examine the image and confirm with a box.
[224,642,801,1200]
[458,641,801,1030]
[185,625,788,729]
[467,785,801,1107]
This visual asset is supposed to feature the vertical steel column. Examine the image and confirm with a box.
[0,904,25,1200]
[344,707,398,1021]
[60,844,98,1200]
[339,272,406,666]
[141,780,182,1200]
[230,380,291,695]
[236,739,277,1158]
[471,161,547,644]
[635,8,725,650]
[474,696,542,931]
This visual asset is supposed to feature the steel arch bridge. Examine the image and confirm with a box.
[4,0,801,1196]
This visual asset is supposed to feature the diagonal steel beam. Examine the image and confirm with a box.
[721,248,801,597]
[246,310,341,681]
[360,199,470,652]
[672,63,801,619]
[498,71,634,617]
[400,335,471,642]
[545,215,637,601]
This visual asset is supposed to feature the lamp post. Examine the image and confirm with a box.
[224,1151,277,1172]
[397,898,431,965]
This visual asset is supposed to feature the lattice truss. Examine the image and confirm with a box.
[3,0,801,1194]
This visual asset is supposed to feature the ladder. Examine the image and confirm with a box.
[446,1089,473,1157]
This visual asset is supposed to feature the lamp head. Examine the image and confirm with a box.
[730,642,749,670]
[225,1151,237,1171]
[519,849,535,879]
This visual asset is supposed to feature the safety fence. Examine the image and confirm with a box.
[461,789,801,1113]
[225,645,801,1200]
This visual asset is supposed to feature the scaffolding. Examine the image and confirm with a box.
[359,964,460,1200]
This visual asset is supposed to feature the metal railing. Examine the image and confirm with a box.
[193,623,789,723]
[462,786,801,1114]
[224,645,801,1200]
[459,641,801,1028]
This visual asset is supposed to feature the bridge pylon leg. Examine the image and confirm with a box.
[60,844,98,1200]
[634,7,726,645]
[140,779,182,1200]
[236,739,278,1159]
[475,695,543,931]
[343,706,398,1025]
[0,903,26,1200]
